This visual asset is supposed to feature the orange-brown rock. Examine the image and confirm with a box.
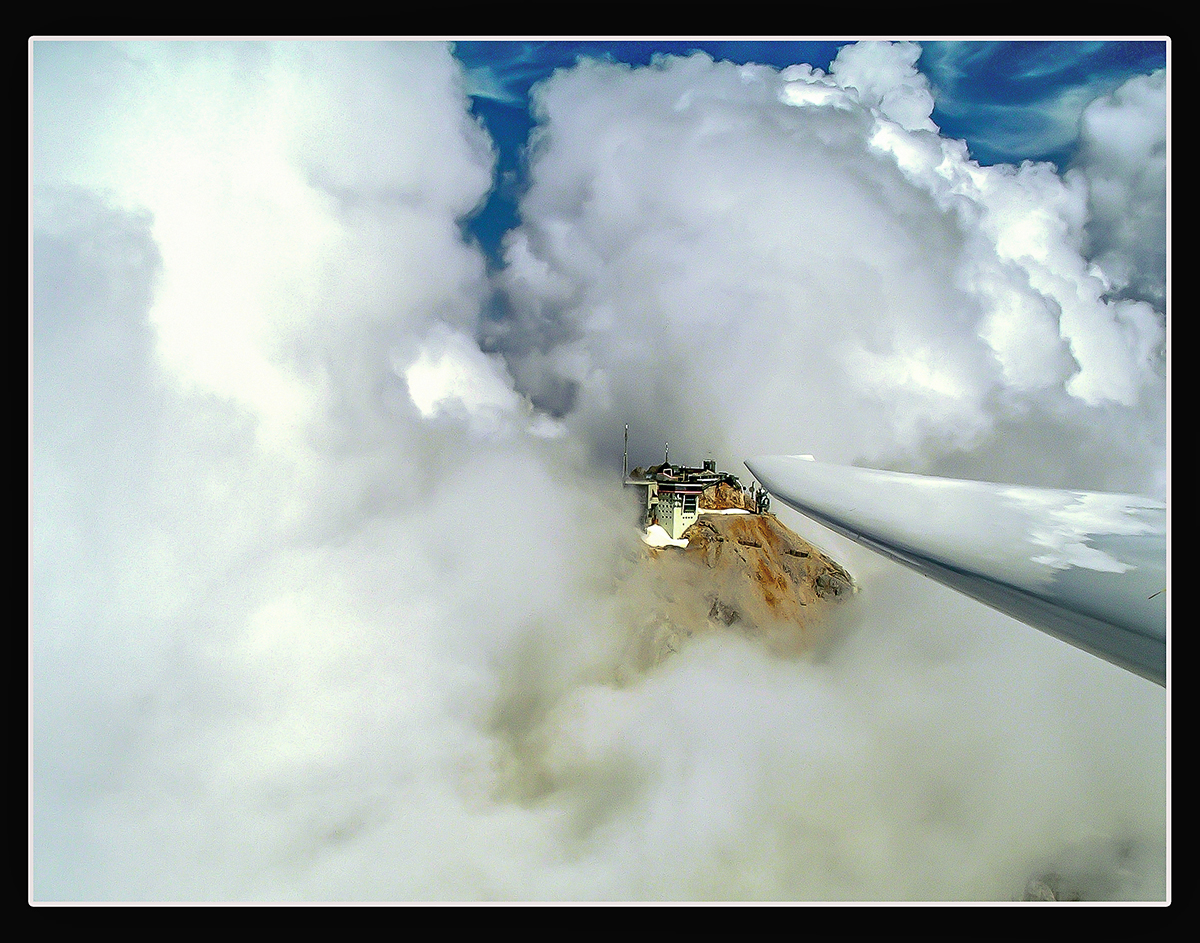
[618,510,854,673]
[699,480,757,511]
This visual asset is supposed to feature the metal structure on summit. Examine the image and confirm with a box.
[623,425,768,539]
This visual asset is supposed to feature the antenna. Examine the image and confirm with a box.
[665,442,669,465]
[623,424,628,479]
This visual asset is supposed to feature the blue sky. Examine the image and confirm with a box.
[452,39,1167,263]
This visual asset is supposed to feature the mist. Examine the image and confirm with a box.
[30,40,1167,902]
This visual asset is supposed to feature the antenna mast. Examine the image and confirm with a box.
[623,424,628,479]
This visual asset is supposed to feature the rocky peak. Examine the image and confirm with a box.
[618,508,854,673]
[700,480,757,512]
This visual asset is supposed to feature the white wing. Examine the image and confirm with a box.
[745,455,1167,686]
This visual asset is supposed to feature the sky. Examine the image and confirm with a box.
[29,38,1168,902]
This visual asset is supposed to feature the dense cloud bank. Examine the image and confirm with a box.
[1071,69,1168,313]
[31,41,1166,901]
[494,46,1166,496]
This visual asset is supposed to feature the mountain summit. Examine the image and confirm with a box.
[618,498,854,673]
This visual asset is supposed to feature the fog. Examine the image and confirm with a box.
[30,40,1167,901]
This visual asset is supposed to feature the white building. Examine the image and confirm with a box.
[623,429,763,541]
[626,457,723,540]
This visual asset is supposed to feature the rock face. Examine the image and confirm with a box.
[700,480,756,512]
[619,510,854,673]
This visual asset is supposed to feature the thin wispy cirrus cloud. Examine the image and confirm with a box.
[30,38,1167,902]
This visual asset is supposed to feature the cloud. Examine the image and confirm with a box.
[494,43,1165,494]
[30,40,1166,901]
[1069,69,1168,311]
[828,39,937,132]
